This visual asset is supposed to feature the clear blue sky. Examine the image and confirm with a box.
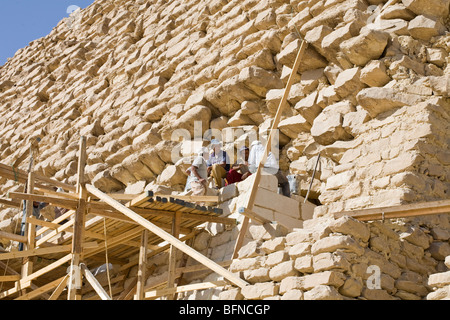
[0,0,96,66]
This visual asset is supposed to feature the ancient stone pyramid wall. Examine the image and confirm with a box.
[0,0,449,230]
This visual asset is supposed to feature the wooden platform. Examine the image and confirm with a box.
[0,136,245,300]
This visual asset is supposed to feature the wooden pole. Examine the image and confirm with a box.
[166,211,181,300]
[135,229,148,300]
[85,184,248,288]
[231,40,308,259]
[68,136,87,300]
[20,145,36,295]
[80,264,112,300]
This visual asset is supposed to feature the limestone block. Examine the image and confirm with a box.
[244,267,271,283]
[339,277,363,298]
[265,250,289,267]
[401,0,450,19]
[160,105,212,140]
[304,25,333,59]
[356,87,423,118]
[360,60,391,87]
[294,254,314,273]
[428,76,449,97]
[446,256,450,269]
[121,153,155,181]
[300,271,345,293]
[426,286,450,300]
[278,114,311,139]
[300,68,326,94]
[411,15,447,42]
[395,280,428,297]
[241,282,279,300]
[313,252,351,272]
[281,289,304,300]
[400,226,432,249]
[110,164,137,186]
[329,215,370,242]
[248,222,289,241]
[293,93,321,126]
[325,170,355,191]
[428,271,450,288]
[269,260,298,282]
[261,237,286,254]
[251,187,300,219]
[219,288,244,300]
[254,8,277,31]
[229,257,263,272]
[279,276,303,294]
[236,172,279,194]
[138,148,166,175]
[311,235,365,256]
[132,129,162,152]
[321,21,360,53]
[361,288,398,300]
[205,77,260,116]
[274,212,304,231]
[426,48,447,68]
[310,101,354,146]
[276,39,328,73]
[285,229,314,246]
[333,67,366,99]
[303,285,344,300]
[238,66,284,97]
[238,240,263,259]
[428,242,450,260]
[156,164,187,187]
[289,242,311,259]
[340,28,390,66]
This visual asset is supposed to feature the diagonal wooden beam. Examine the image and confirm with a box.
[80,263,112,300]
[86,184,248,289]
[231,39,308,259]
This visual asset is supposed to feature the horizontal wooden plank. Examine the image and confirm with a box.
[0,231,28,243]
[334,199,450,221]
[0,275,21,282]
[0,162,76,192]
[0,242,98,260]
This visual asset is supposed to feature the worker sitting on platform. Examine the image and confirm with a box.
[188,147,210,197]
[226,146,251,185]
[206,139,230,189]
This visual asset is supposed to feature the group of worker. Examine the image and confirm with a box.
[186,139,290,198]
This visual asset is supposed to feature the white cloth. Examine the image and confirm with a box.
[248,141,278,174]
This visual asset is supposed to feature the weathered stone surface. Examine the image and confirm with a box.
[340,28,389,66]
[310,101,354,145]
[407,15,447,41]
[333,67,366,99]
[360,60,391,87]
[329,216,371,242]
[278,115,311,139]
[402,0,450,19]
[311,235,365,256]
[356,87,423,117]
[241,282,279,300]
[303,285,344,300]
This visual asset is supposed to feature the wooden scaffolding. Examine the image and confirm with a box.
[0,136,247,300]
